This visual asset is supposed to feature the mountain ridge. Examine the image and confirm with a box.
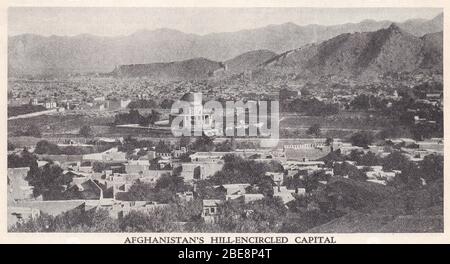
[8,13,443,75]
[260,23,443,79]
[111,57,225,80]
[111,24,442,81]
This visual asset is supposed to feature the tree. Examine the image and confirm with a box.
[350,94,370,110]
[333,162,366,181]
[128,99,157,109]
[125,181,155,201]
[411,123,436,141]
[26,162,72,199]
[178,152,192,162]
[300,88,311,97]
[173,200,203,222]
[256,176,275,197]
[215,139,235,151]
[285,98,338,116]
[124,174,185,204]
[192,134,215,152]
[209,154,281,187]
[160,99,175,109]
[8,141,16,151]
[398,162,422,190]
[114,109,143,125]
[8,149,38,168]
[118,136,157,154]
[155,140,171,153]
[420,154,443,183]
[195,180,226,200]
[350,131,373,148]
[24,125,41,138]
[382,151,411,171]
[351,151,382,166]
[92,162,107,173]
[302,173,321,192]
[119,208,177,232]
[179,135,191,148]
[279,88,298,100]
[306,124,321,136]
[79,125,93,138]
[120,210,153,232]
[34,140,60,155]
[124,180,174,203]
[216,197,287,232]
[61,146,84,155]
[138,110,161,126]
[155,173,186,193]
[9,200,202,232]
[377,125,405,140]
[87,209,120,232]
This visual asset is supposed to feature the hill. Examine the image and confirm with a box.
[111,57,224,80]
[307,207,443,233]
[224,50,277,73]
[111,50,277,80]
[262,24,443,79]
[399,13,443,37]
[420,31,443,72]
[306,178,443,233]
[8,13,443,75]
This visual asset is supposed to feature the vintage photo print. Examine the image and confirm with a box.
[1,0,448,244]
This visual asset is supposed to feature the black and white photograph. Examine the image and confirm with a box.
[5,3,445,237]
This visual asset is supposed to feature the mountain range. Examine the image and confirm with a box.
[113,24,442,80]
[262,24,443,79]
[8,13,443,76]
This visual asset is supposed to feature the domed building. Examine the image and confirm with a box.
[170,92,214,134]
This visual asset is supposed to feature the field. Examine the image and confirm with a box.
[8,109,401,147]
[8,112,114,136]
[8,104,47,117]
[280,111,392,130]
[279,111,397,138]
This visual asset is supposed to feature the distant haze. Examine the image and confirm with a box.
[8,7,443,36]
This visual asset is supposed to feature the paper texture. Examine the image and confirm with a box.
[0,0,448,244]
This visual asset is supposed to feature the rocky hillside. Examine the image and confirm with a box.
[111,50,278,80]
[224,49,277,73]
[8,14,442,75]
[104,24,443,81]
[262,24,443,78]
[419,31,443,71]
[111,57,224,80]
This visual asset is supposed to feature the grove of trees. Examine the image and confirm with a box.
[114,109,161,126]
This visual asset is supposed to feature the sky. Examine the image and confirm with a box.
[8,7,443,36]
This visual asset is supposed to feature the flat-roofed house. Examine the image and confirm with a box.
[125,159,150,175]
[8,200,89,228]
[201,199,223,224]
[62,178,103,200]
[265,172,284,185]
[273,186,296,205]
[82,148,127,162]
[180,160,224,182]
[283,142,331,161]
[7,207,40,228]
[219,183,250,196]
[226,193,264,204]
[8,167,33,202]
[189,152,226,162]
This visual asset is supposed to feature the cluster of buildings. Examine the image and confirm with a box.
[7,127,444,228]
[7,75,444,228]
